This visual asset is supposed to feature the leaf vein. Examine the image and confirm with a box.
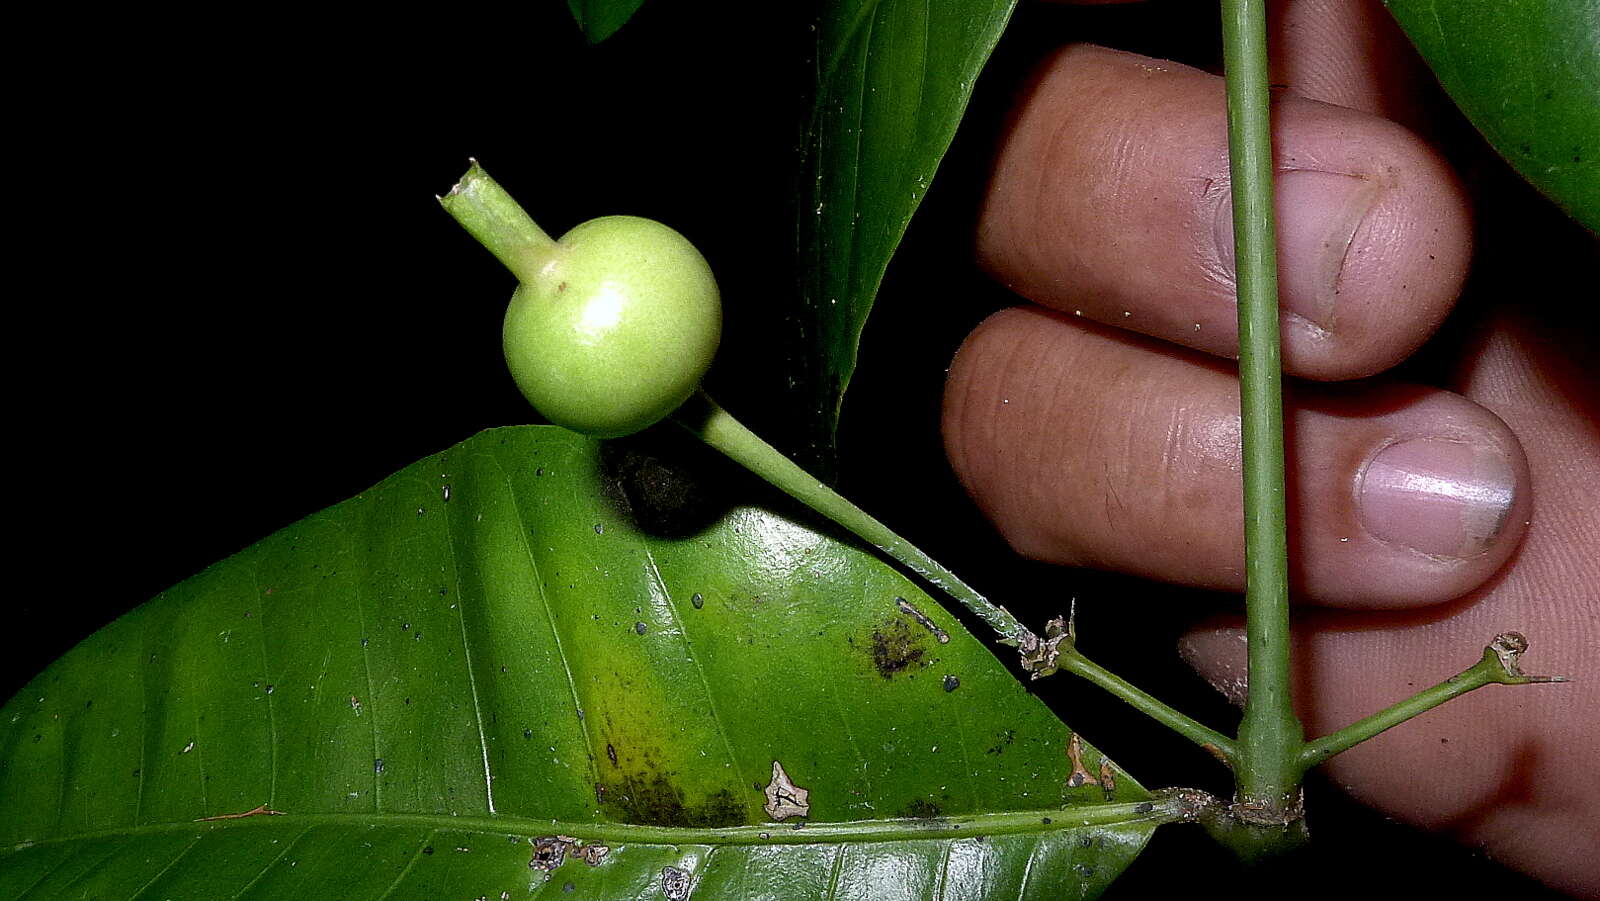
[224,823,314,901]
[371,828,437,901]
[637,543,750,800]
[121,830,203,901]
[439,473,496,814]
[492,451,603,797]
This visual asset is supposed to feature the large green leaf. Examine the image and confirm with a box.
[567,0,648,44]
[1,426,1168,899]
[796,0,1019,463]
[1386,0,1600,234]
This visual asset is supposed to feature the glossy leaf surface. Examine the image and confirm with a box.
[1,426,1162,899]
[1386,0,1600,233]
[796,0,1018,461]
[567,0,648,44]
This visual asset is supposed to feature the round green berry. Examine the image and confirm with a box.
[501,215,721,438]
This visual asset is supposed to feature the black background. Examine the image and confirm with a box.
[10,1,1576,897]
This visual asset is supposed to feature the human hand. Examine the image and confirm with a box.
[941,2,1598,894]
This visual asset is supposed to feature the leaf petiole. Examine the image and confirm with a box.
[671,391,1035,647]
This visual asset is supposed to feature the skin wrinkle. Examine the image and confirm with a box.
[946,308,1530,605]
[986,3,1588,890]
[1183,316,1597,892]
[979,45,1471,381]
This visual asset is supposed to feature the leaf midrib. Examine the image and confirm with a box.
[5,798,1181,853]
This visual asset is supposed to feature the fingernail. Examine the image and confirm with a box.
[1359,438,1515,558]
[1213,170,1379,328]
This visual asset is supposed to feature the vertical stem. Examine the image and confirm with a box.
[1221,0,1304,814]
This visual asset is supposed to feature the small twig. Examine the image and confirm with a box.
[1026,615,1239,765]
[1297,632,1567,772]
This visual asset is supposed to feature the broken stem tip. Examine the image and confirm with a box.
[1297,632,1567,771]
[438,161,557,286]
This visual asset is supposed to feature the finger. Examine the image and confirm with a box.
[1180,309,1600,894]
[943,306,1530,608]
[1268,0,1434,126]
[978,44,1471,380]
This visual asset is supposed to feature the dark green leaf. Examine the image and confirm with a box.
[2,427,1164,899]
[1386,0,1600,234]
[568,0,648,44]
[796,0,1019,463]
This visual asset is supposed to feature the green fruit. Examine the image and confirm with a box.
[502,215,721,438]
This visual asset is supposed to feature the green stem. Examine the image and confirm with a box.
[672,392,1034,647]
[1056,648,1238,764]
[439,161,559,284]
[1221,0,1304,815]
[1298,633,1567,772]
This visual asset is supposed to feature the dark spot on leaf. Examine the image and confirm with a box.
[528,836,567,871]
[603,773,746,828]
[900,798,942,819]
[607,743,618,766]
[986,729,1016,755]
[868,619,926,678]
[1136,802,1154,814]
[691,593,704,609]
[942,674,960,692]
[634,621,648,635]
[422,846,434,855]
[598,433,732,538]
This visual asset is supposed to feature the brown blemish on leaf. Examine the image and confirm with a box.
[196,803,284,821]
[603,772,746,828]
[762,760,811,820]
[867,618,927,678]
[529,836,570,871]
[661,866,693,900]
[1098,759,1117,800]
[896,597,950,644]
[1066,733,1099,788]
[899,798,943,819]
[529,836,608,873]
